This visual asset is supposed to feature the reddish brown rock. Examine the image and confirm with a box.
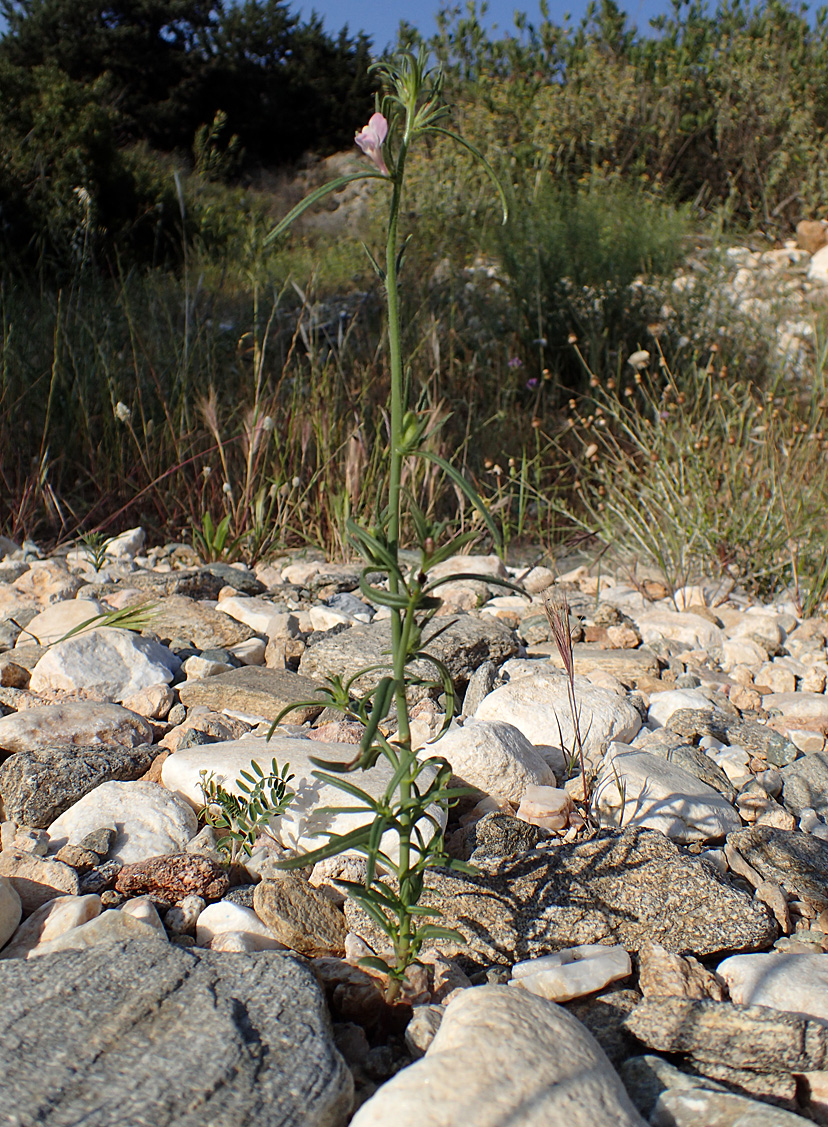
[115,853,228,905]
[797,219,828,254]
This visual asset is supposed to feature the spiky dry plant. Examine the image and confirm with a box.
[542,587,590,815]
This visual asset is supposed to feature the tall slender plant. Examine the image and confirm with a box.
[265,49,508,1000]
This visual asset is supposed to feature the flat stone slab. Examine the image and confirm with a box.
[177,666,326,722]
[782,751,828,817]
[524,644,660,682]
[0,937,352,1126]
[345,828,776,963]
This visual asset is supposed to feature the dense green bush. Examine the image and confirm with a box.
[425,0,828,229]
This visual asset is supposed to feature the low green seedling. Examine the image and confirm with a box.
[198,758,295,864]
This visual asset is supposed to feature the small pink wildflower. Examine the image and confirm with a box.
[355,113,389,176]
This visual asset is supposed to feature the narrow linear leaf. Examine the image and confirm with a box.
[264,172,389,246]
[416,450,502,551]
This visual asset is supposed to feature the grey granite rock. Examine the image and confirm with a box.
[727,825,828,909]
[345,828,776,963]
[663,708,731,741]
[782,751,828,817]
[461,811,542,863]
[199,563,266,596]
[0,937,352,1126]
[0,743,161,827]
[460,660,497,718]
[178,666,326,722]
[299,615,519,696]
[727,719,799,767]
[565,987,642,1067]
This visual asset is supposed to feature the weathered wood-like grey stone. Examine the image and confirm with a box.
[351,985,647,1126]
[0,743,161,827]
[178,666,326,722]
[727,826,828,909]
[624,996,828,1073]
[0,938,352,1126]
[345,828,777,963]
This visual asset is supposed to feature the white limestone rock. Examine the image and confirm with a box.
[0,893,101,959]
[103,527,145,559]
[633,610,723,651]
[120,683,175,720]
[433,720,557,801]
[46,780,198,864]
[808,243,828,285]
[350,985,647,1126]
[648,689,713,729]
[0,877,21,950]
[14,597,107,647]
[120,895,166,932]
[592,744,741,843]
[29,907,166,956]
[721,637,769,671]
[427,554,508,582]
[0,850,80,913]
[0,701,152,753]
[510,944,632,1002]
[29,627,181,703]
[162,737,445,862]
[717,952,828,1024]
[195,901,286,950]
[216,595,288,636]
[474,668,641,769]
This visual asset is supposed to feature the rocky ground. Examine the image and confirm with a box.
[1,528,828,1124]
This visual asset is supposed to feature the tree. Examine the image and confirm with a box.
[0,0,377,161]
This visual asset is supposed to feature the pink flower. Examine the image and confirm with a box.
[355,113,389,176]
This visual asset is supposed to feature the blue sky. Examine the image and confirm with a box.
[287,0,673,51]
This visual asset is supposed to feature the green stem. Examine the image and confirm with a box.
[384,118,414,991]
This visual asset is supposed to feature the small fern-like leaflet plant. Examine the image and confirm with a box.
[198,759,295,864]
[264,49,508,1001]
